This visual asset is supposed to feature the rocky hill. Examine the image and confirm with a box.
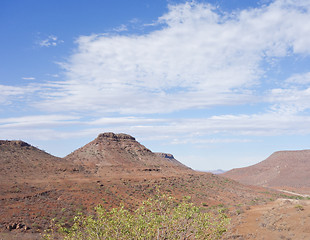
[223,150,310,188]
[0,140,77,182]
[65,132,190,175]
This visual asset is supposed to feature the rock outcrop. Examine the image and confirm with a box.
[0,140,30,148]
[155,152,188,168]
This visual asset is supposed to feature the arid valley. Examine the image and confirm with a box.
[1,132,310,239]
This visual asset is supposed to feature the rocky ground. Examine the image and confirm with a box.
[226,197,310,239]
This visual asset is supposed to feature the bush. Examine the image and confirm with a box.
[43,194,229,239]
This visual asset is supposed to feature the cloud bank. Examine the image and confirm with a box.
[32,0,310,116]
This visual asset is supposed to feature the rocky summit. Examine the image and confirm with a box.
[65,132,190,174]
[97,132,136,141]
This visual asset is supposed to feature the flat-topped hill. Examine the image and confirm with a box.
[64,132,190,174]
[223,150,310,188]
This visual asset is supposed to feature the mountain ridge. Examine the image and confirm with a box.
[0,140,77,181]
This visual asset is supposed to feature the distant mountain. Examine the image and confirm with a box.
[65,132,190,174]
[223,150,310,188]
[206,169,227,175]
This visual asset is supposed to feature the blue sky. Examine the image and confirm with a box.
[1,0,310,171]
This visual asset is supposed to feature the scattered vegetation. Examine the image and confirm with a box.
[43,194,229,240]
[295,204,304,211]
[280,194,305,200]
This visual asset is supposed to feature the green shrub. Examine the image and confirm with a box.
[295,204,304,211]
[43,194,229,239]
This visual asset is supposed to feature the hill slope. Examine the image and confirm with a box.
[64,132,190,175]
[0,140,77,182]
[223,150,310,188]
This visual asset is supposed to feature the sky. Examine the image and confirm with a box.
[1,0,310,171]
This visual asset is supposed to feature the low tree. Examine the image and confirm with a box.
[43,194,229,240]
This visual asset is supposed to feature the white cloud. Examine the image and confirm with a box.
[88,116,165,125]
[0,115,80,128]
[267,71,310,114]
[22,77,36,80]
[128,113,310,139]
[0,115,84,141]
[38,35,63,47]
[285,72,310,85]
[113,24,128,32]
[269,87,310,109]
[33,0,310,115]
[170,138,252,145]
[85,113,310,142]
[46,74,60,78]
[3,0,310,147]
[1,110,310,147]
[0,84,38,106]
